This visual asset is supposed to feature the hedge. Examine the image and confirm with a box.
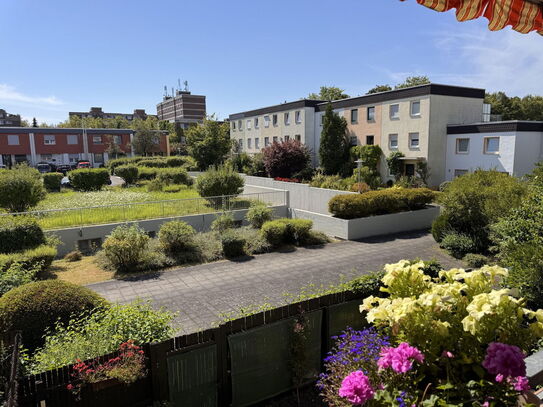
[69,168,110,191]
[328,188,435,219]
[261,218,313,246]
[114,165,139,185]
[0,244,57,275]
[156,168,193,186]
[108,156,196,174]
[0,216,45,254]
[43,172,63,192]
[158,221,196,254]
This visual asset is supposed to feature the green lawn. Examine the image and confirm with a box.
[28,186,253,230]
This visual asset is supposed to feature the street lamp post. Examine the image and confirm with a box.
[355,158,363,193]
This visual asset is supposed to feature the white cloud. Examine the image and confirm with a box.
[0,84,63,107]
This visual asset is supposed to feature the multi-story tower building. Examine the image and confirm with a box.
[156,90,206,128]
[69,107,156,121]
[0,109,22,127]
[229,84,486,186]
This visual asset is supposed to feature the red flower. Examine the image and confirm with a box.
[66,384,74,390]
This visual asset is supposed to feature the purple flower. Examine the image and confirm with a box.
[510,376,530,392]
[482,342,526,378]
[338,371,375,405]
[378,342,424,373]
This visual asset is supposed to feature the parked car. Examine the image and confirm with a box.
[76,161,91,169]
[60,176,71,188]
[36,162,52,173]
[56,165,72,175]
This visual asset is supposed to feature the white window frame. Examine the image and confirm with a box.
[41,154,53,161]
[232,121,236,130]
[366,135,374,145]
[7,135,19,145]
[92,135,102,145]
[410,101,421,117]
[67,135,78,145]
[44,135,56,145]
[238,120,242,130]
[484,137,500,154]
[247,138,252,149]
[454,169,469,178]
[255,137,260,149]
[350,136,358,146]
[456,138,470,154]
[272,136,278,143]
[295,111,301,124]
[264,116,270,128]
[114,135,122,145]
[284,112,290,125]
[350,109,358,124]
[295,134,301,142]
[389,104,400,120]
[247,119,252,130]
[367,106,375,122]
[238,139,243,149]
[389,134,398,150]
[284,135,290,141]
[408,132,420,149]
[94,153,104,163]
[264,137,269,147]
[254,117,259,129]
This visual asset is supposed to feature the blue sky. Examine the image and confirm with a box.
[1,0,541,124]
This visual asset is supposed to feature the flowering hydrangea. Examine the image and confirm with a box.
[482,342,526,378]
[338,371,375,405]
[377,342,424,373]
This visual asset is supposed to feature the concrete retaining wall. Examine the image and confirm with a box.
[51,205,288,256]
[291,205,440,240]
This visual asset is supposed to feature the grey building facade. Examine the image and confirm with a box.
[0,109,22,127]
[69,107,156,121]
[156,91,206,128]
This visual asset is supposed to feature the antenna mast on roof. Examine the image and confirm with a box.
[178,78,181,91]
[184,81,189,92]
[163,85,168,97]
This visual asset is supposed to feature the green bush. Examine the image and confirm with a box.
[158,221,196,254]
[261,220,288,246]
[146,181,164,192]
[261,218,313,246]
[0,216,45,254]
[440,232,476,259]
[0,280,107,351]
[69,168,110,191]
[346,271,385,297]
[431,213,451,243]
[30,301,173,373]
[437,170,527,252]
[43,172,63,192]
[102,225,150,272]
[114,165,139,185]
[0,165,46,212]
[220,230,247,258]
[64,250,82,262]
[211,213,235,232]
[0,245,57,275]
[328,188,435,219]
[246,204,273,229]
[464,253,489,268]
[195,166,244,198]
[0,262,41,297]
[136,158,168,168]
[107,157,136,174]
[163,185,182,193]
[156,168,193,186]
[236,227,271,255]
[137,167,160,181]
[351,166,381,189]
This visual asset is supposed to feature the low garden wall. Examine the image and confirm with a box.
[52,205,288,256]
[291,205,441,240]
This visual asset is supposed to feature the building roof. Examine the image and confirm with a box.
[0,127,135,134]
[447,121,543,134]
[229,99,325,120]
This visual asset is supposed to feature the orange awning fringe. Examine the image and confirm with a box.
[402,0,543,34]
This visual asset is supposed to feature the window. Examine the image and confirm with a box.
[69,154,79,163]
[232,121,236,130]
[366,135,374,145]
[273,136,278,143]
[44,135,56,145]
[247,119,252,130]
[153,136,160,145]
[41,154,53,161]
[367,106,375,121]
[92,135,102,144]
[454,169,468,178]
[7,135,19,145]
[390,104,400,119]
[409,132,420,149]
[255,118,259,128]
[94,153,104,163]
[456,138,469,154]
[114,135,122,145]
[389,134,398,149]
[350,109,358,124]
[238,139,243,149]
[295,111,301,124]
[272,114,278,126]
[295,134,301,141]
[284,135,290,141]
[67,135,78,145]
[264,137,270,147]
[284,112,290,125]
[255,137,260,149]
[350,136,358,146]
[484,137,499,154]
[264,116,270,127]
[410,101,421,117]
[247,138,252,149]
[321,115,325,125]
[237,120,242,130]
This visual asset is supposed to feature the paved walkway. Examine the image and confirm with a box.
[89,232,462,334]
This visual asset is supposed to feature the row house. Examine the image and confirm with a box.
[229,84,486,186]
[0,127,169,168]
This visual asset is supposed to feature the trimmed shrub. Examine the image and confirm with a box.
[0,165,46,212]
[261,220,288,246]
[0,245,57,275]
[220,230,247,258]
[328,188,435,219]
[136,158,168,168]
[246,204,273,229]
[102,225,149,272]
[261,218,313,246]
[146,181,164,192]
[0,261,41,297]
[0,216,45,254]
[64,250,82,262]
[237,227,271,255]
[431,213,451,243]
[0,280,107,350]
[350,182,371,193]
[43,172,63,192]
[351,166,381,189]
[107,157,136,174]
[211,213,235,232]
[440,232,476,259]
[69,168,110,191]
[156,168,193,186]
[464,253,489,268]
[158,221,196,254]
[114,165,139,185]
[346,271,385,297]
[137,167,160,181]
[163,185,182,193]
[195,166,244,198]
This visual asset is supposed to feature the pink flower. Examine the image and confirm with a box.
[510,376,530,392]
[483,342,526,378]
[378,342,425,373]
[441,350,454,359]
[338,371,375,405]
[495,374,504,383]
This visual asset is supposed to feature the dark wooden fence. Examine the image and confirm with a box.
[16,290,369,407]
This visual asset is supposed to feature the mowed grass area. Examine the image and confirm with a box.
[48,256,115,286]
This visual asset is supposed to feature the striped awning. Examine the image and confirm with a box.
[404,0,543,34]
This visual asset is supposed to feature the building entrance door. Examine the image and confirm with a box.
[405,163,415,177]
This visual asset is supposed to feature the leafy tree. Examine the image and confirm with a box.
[319,104,350,175]
[131,117,161,156]
[104,135,123,159]
[32,117,38,127]
[416,160,431,185]
[308,86,350,101]
[386,151,405,180]
[262,140,311,178]
[395,76,430,89]
[366,85,392,94]
[186,118,231,170]
[0,164,46,212]
[485,92,543,121]
[350,145,382,171]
